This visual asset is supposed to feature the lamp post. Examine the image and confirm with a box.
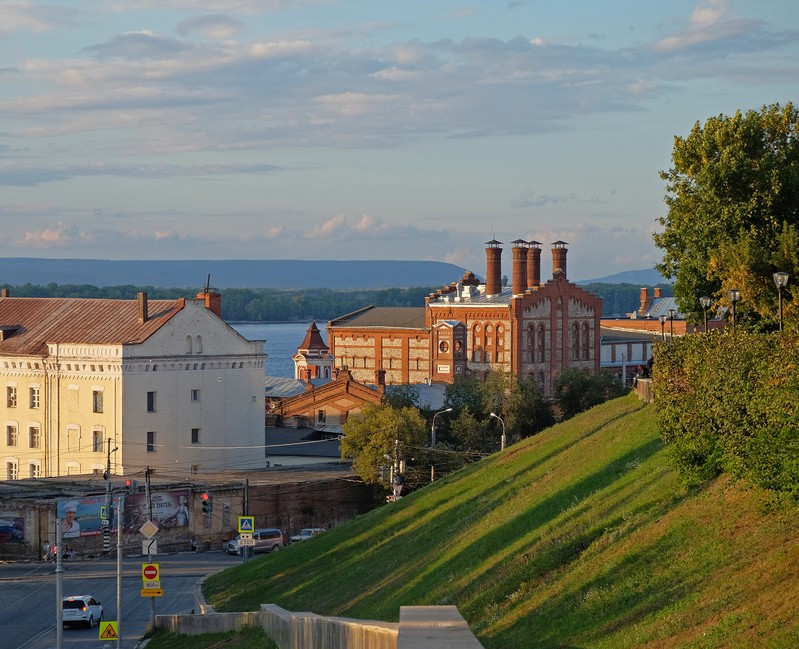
[668,308,676,340]
[773,272,789,333]
[489,412,506,451]
[658,314,667,341]
[728,289,741,333]
[431,407,452,448]
[699,296,711,332]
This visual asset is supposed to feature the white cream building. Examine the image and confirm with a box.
[0,291,266,479]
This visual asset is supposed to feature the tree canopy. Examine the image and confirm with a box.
[654,102,799,330]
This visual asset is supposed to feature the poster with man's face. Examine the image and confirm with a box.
[123,490,191,533]
[57,497,113,538]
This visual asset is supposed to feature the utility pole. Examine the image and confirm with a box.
[104,439,117,555]
[56,513,63,649]
[391,439,403,501]
[145,467,155,629]
[116,492,123,649]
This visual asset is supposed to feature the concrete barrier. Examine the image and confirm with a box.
[397,606,484,649]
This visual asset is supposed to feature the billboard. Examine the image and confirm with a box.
[0,511,24,544]
[57,496,114,538]
[123,489,191,533]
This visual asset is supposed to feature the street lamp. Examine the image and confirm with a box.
[774,272,789,333]
[728,289,741,333]
[699,296,712,333]
[431,407,452,448]
[668,308,676,340]
[489,412,506,451]
[658,314,667,341]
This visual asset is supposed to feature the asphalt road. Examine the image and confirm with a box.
[0,551,242,649]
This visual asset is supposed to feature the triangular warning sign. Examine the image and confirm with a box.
[99,621,118,639]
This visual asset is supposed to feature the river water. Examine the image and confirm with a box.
[231,322,315,378]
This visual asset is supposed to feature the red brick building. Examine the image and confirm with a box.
[327,240,602,396]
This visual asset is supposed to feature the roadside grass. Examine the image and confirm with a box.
[204,392,799,648]
[142,625,275,649]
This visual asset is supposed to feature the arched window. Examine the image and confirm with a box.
[582,323,590,360]
[537,324,546,362]
[572,322,581,360]
[195,335,203,354]
[185,335,193,354]
[526,324,534,348]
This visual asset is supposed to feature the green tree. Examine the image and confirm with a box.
[507,376,555,439]
[340,403,427,486]
[553,368,627,420]
[654,102,799,329]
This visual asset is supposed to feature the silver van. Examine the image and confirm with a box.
[227,528,284,555]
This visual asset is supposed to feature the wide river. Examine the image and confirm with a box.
[231,321,314,379]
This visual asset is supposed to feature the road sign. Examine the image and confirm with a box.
[139,519,159,539]
[143,580,160,589]
[239,532,255,546]
[99,621,118,640]
[142,563,160,581]
[140,588,163,597]
[238,516,254,533]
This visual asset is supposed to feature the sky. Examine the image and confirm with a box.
[0,1,797,282]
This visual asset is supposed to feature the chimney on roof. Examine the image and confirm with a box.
[551,241,568,279]
[512,239,528,296]
[640,288,649,313]
[654,287,662,298]
[1,288,9,298]
[527,241,541,288]
[485,239,503,296]
[138,292,148,324]
[197,290,222,317]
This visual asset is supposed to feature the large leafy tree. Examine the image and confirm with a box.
[553,368,627,420]
[340,403,427,486]
[654,103,799,329]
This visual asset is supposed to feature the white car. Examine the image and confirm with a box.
[62,594,104,628]
[289,527,325,543]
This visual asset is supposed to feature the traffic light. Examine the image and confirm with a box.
[201,492,212,514]
[124,479,132,494]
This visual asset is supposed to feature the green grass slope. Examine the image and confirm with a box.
[205,393,799,648]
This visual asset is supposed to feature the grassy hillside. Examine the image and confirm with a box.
[204,393,799,647]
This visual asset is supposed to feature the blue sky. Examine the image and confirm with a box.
[0,1,797,281]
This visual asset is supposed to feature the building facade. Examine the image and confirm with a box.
[327,240,602,396]
[0,290,266,480]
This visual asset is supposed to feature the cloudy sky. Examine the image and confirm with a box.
[0,1,796,281]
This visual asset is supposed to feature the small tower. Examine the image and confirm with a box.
[293,322,335,381]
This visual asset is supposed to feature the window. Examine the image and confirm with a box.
[147,431,155,452]
[191,464,200,474]
[147,391,156,412]
[92,390,103,413]
[191,389,200,402]
[317,410,326,424]
[29,387,40,409]
[438,340,449,353]
[6,425,18,446]
[29,463,40,478]
[6,461,18,480]
[191,428,200,444]
[93,430,104,453]
[29,426,40,448]
[6,386,16,408]
[67,427,80,451]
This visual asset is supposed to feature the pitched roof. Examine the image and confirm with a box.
[297,321,329,353]
[0,296,185,356]
[328,305,426,329]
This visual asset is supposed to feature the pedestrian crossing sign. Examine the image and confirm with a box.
[238,516,254,533]
[99,621,118,640]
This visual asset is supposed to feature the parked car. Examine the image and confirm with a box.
[62,595,103,628]
[289,527,326,543]
[226,528,284,555]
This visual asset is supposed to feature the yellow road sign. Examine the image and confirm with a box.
[141,588,163,597]
[141,562,160,581]
[99,621,118,640]
[238,516,254,533]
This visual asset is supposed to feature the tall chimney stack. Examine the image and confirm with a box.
[527,240,541,288]
[511,239,528,295]
[640,288,649,313]
[551,241,568,279]
[197,290,222,317]
[485,239,503,296]
[138,292,148,323]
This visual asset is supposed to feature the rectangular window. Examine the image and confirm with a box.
[147,431,155,452]
[317,410,327,424]
[6,425,17,446]
[29,426,40,448]
[191,464,200,475]
[92,390,103,413]
[147,391,156,412]
[29,463,40,478]
[6,386,16,408]
[6,461,18,480]
[191,428,200,444]
[93,430,104,453]
[191,389,200,402]
[29,387,40,409]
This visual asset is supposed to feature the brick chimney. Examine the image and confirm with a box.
[512,239,528,295]
[197,290,222,317]
[551,241,568,279]
[640,288,649,313]
[527,240,541,287]
[138,292,148,323]
[654,287,662,298]
[485,239,503,296]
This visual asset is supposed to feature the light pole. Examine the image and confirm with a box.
[774,272,789,333]
[699,296,711,333]
[659,314,667,341]
[489,412,506,451]
[431,408,452,448]
[728,289,741,333]
[668,308,676,340]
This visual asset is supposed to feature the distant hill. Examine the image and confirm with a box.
[581,267,670,286]
[0,258,469,290]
